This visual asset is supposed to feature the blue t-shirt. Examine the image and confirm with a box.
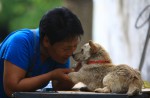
[0,28,70,98]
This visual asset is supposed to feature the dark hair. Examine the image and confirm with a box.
[39,7,84,45]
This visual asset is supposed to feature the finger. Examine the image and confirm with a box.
[63,68,74,74]
[64,74,70,80]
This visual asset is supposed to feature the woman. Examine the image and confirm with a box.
[0,7,84,98]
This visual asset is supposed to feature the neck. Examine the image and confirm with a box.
[87,59,110,64]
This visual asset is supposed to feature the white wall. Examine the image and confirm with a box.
[93,0,150,81]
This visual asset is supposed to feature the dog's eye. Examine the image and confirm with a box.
[81,49,84,53]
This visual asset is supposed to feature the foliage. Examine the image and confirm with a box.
[0,0,62,42]
[0,0,63,32]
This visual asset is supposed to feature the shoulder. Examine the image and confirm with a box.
[3,28,37,49]
[0,29,38,71]
[10,29,34,42]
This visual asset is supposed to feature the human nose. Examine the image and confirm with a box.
[66,47,76,56]
[66,50,74,56]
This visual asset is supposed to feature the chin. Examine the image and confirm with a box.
[61,60,68,64]
[55,58,67,64]
[61,58,69,64]
[51,56,67,64]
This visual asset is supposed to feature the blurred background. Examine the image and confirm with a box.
[0,0,150,82]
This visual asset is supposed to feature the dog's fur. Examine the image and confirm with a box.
[68,40,143,96]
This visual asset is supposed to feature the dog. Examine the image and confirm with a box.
[68,40,143,96]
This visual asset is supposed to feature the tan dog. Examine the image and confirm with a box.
[68,40,143,96]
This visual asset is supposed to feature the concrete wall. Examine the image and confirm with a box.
[93,0,150,81]
[63,0,93,66]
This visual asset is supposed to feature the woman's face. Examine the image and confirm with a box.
[45,37,79,64]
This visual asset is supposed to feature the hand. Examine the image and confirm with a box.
[50,68,74,81]
[50,68,75,90]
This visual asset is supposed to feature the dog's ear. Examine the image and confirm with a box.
[89,40,99,54]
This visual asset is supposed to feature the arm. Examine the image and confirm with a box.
[3,60,74,97]
[3,60,53,96]
[52,79,74,91]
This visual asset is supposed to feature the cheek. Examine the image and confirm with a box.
[55,49,69,58]
[48,48,62,57]
[55,50,64,56]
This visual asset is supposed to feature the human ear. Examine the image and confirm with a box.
[43,36,50,48]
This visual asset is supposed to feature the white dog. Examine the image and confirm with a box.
[68,40,143,96]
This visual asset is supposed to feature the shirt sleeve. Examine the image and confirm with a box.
[2,30,34,71]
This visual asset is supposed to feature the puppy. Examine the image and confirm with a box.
[68,40,143,96]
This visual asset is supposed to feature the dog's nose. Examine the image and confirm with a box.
[72,54,75,58]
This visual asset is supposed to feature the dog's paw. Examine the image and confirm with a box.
[80,87,90,91]
[94,88,103,93]
[127,88,140,96]
[94,87,111,93]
